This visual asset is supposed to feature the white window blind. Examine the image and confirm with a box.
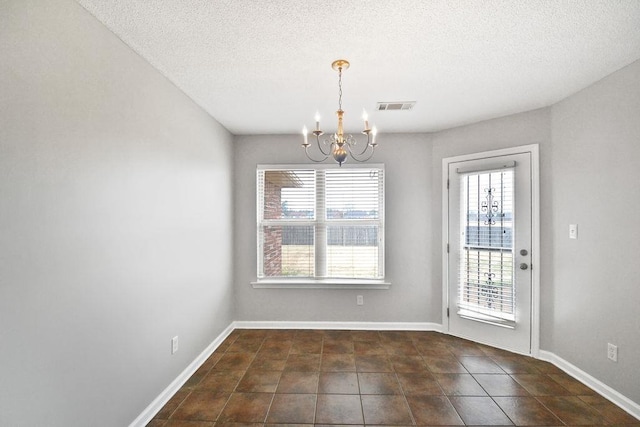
[458,168,515,324]
[257,165,384,281]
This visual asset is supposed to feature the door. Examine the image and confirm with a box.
[446,150,533,354]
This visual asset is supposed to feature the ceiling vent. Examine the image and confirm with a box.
[376,101,416,111]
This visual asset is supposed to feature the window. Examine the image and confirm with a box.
[257,165,385,282]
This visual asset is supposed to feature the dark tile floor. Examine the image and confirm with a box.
[148,329,640,426]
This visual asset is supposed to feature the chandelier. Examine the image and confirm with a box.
[302,59,378,166]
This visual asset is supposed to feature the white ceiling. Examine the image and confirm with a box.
[76,0,640,135]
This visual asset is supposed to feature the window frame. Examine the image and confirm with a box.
[253,163,389,289]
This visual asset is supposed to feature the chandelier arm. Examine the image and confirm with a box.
[315,133,331,156]
[304,145,330,163]
[346,143,376,163]
[351,132,373,157]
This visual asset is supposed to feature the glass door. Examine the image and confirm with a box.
[447,152,532,354]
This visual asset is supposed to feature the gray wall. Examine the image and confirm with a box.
[234,133,436,323]
[0,1,234,426]
[549,59,640,403]
[234,113,551,325]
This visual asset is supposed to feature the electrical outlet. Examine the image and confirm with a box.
[171,336,179,354]
[607,343,617,362]
[356,295,364,306]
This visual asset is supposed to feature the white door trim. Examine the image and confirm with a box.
[442,144,540,356]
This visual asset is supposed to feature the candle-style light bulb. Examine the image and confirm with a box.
[362,109,370,130]
[314,112,321,131]
[302,125,308,146]
[371,126,378,146]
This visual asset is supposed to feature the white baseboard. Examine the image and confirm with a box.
[129,323,235,427]
[232,320,443,332]
[539,350,640,420]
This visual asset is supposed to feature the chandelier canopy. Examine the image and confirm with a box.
[302,59,377,166]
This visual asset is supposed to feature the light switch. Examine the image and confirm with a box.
[569,224,578,239]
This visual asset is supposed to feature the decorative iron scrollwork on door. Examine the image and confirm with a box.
[480,272,499,309]
[481,188,500,225]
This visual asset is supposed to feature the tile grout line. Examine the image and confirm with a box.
[213,331,241,424]
[452,350,518,426]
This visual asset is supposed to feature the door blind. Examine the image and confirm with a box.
[458,169,516,324]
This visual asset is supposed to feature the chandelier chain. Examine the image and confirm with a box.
[338,66,343,111]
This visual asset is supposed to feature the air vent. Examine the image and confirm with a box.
[376,101,416,111]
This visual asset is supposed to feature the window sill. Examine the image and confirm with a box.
[251,279,391,290]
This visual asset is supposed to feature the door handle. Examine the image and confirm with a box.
[519,263,529,270]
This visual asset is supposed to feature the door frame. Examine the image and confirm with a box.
[442,144,540,356]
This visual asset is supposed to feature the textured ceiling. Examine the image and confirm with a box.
[76,0,640,135]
